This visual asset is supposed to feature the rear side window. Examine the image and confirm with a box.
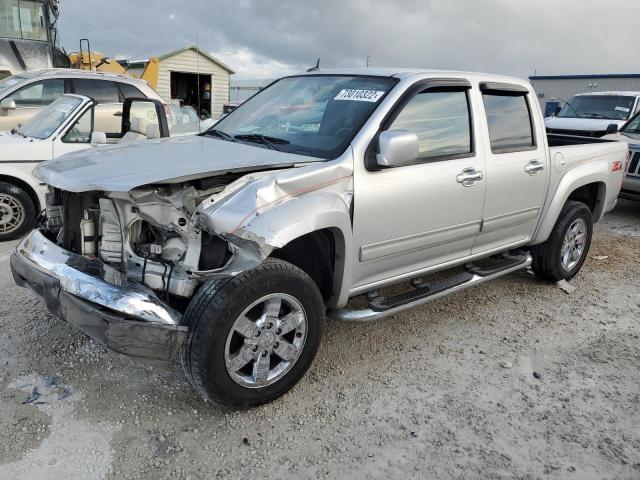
[8,79,65,106]
[482,93,535,152]
[118,82,145,99]
[389,89,472,161]
[73,79,120,104]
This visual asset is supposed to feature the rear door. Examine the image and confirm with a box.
[351,79,487,288]
[71,79,123,136]
[472,82,549,254]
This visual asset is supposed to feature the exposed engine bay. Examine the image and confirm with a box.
[43,176,241,303]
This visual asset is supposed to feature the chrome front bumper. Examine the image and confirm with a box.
[10,230,187,365]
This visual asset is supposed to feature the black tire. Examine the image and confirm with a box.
[181,259,325,407]
[0,181,36,242]
[531,200,593,282]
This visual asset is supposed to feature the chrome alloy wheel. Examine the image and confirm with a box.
[0,193,25,235]
[224,293,308,388]
[560,218,587,271]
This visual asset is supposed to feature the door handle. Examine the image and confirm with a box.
[456,168,484,187]
[525,160,544,175]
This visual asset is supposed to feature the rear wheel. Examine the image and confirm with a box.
[0,182,36,241]
[182,259,325,407]
[531,200,593,282]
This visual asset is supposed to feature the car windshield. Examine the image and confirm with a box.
[557,95,636,120]
[0,75,25,96]
[210,75,397,159]
[17,95,83,139]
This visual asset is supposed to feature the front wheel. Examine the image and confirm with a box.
[182,259,325,407]
[531,200,593,282]
[0,181,36,242]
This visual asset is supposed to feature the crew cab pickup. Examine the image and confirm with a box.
[11,69,627,407]
[603,110,640,200]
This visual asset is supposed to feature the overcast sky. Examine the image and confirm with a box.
[58,0,638,79]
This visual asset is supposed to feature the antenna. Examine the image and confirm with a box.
[307,58,320,72]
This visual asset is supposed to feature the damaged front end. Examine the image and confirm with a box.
[12,159,354,364]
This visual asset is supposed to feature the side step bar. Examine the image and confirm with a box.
[333,253,532,322]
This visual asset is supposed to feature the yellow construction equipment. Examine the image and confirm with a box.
[68,39,159,90]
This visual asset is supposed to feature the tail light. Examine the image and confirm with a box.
[612,160,623,172]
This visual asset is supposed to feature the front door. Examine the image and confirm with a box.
[0,78,66,130]
[53,105,95,157]
[351,82,487,290]
[472,84,549,253]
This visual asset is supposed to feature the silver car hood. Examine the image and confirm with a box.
[34,135,321,192]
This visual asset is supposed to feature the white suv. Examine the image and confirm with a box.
[0,69,164,136]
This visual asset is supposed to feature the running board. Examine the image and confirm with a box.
[333,253,532,322]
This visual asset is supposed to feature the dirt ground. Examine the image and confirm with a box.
[0,200,639,480]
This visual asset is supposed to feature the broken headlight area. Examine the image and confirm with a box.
[41,185,234,307]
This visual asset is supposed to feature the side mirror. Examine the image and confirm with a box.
[376,130,419,168]
[0,98,16,111]
[90,131,107,145]
[606,123,619,134]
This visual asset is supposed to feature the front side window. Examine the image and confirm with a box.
[17,95,82,139]
[483,93,535,152]
[621,114,640,135]
[557,95,636,121]
[213,75,397,160]
[73,79,120,104]
[7,78,64,107]
[389,89,472,161]
[62,106,93,143]
[0,75,25,96]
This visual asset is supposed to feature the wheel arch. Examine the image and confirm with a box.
[0,173,43,213]
[532,162,608,245]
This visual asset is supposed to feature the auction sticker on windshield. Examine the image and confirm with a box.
[334,89,385,102]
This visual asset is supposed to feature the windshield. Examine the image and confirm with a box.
[211,75,398,159]
[0,0,48,41]
[17,95,83,139]
[0,75,25,96]
[557,95,636,120]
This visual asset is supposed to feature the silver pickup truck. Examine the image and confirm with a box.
[11,69,627,407]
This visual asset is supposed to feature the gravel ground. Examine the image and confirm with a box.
[0,200,639,480]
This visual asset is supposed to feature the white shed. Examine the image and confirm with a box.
[153,46,234,119]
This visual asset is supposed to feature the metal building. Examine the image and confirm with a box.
[126,46,234,119]
[529,73,640,116]
[229,78,274,103]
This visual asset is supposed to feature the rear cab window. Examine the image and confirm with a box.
[481,83,535,153]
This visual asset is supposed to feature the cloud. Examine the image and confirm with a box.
[58,0,639,79]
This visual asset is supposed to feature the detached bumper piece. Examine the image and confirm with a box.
[11,230,186,365]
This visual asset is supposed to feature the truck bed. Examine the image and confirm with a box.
[547,133,615,147]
